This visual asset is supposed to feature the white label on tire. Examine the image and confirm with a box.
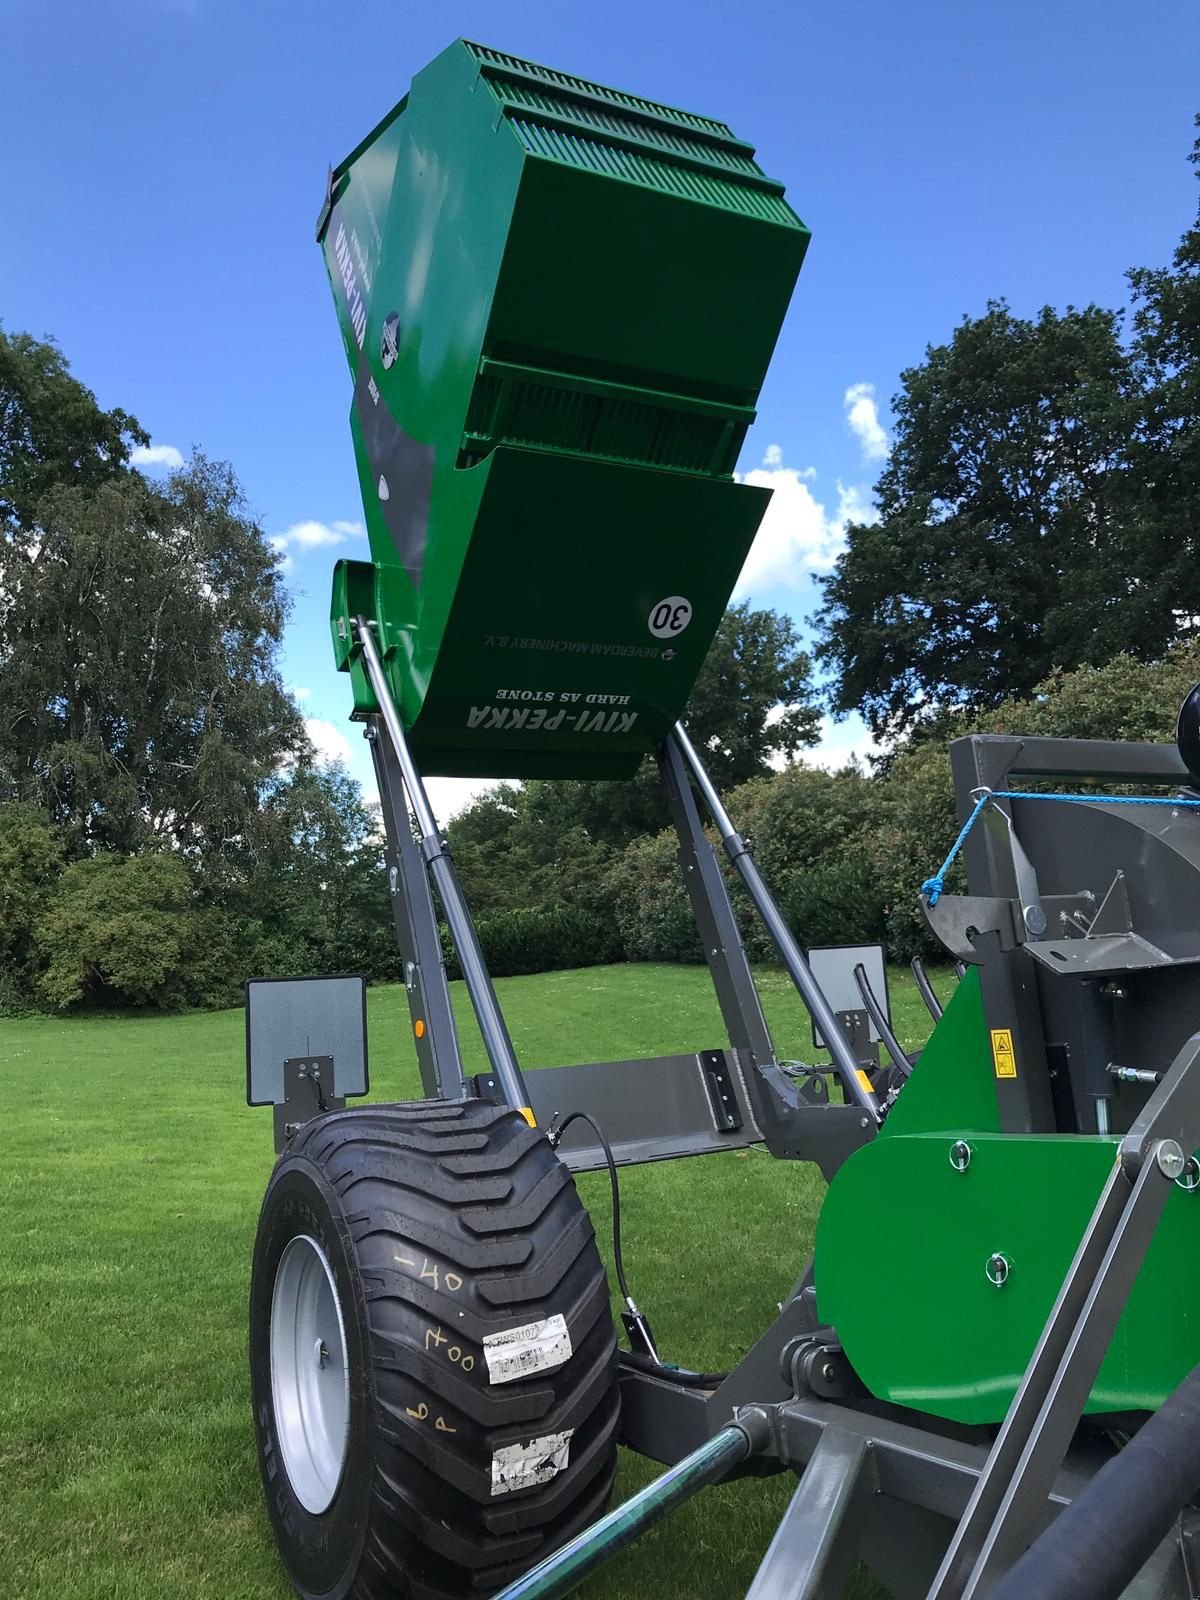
[491,1429,574,1497]
[647,595,693,639]
[483,1314,572,1385]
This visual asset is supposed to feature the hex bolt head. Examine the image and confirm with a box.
[949,1139,972,1173]
[1157,1140,1186,1181]
[986,1253,1010,1288]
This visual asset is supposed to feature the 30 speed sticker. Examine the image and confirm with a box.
[491,1430,574,1497]
[483,1314,572,1385]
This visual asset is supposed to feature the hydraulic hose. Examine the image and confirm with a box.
[990,1361,1200,1600]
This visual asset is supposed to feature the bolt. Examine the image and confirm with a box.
[1023,905,1048,936]
[986,1252,1010,1288]
[860,1117,869,1129]
[1178,1157,1200,1193]
[950,1139,972,1173]
[820,1361,838,1384]
[1157,1140,1186,1181]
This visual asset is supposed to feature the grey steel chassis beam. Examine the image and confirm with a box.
[744,1425,875,1600]
[354,617,530,1114]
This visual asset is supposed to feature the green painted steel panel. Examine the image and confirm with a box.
[317,39,810,777]
[880,969,999,1139]
[816,981,1200,1424]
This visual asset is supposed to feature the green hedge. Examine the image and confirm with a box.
[440,904,624,980]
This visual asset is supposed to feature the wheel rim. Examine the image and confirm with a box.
[270,1234,350,1514]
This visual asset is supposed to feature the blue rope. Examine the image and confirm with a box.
[920,788,1200,907]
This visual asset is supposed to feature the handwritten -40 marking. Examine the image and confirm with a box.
[394,1251,465,1294]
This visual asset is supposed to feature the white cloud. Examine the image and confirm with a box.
[290,685,312,702]
[801,714,881,773]
[843,383,890,463]
[424,777,501,820]
[269,519,367,564]
[278,520,350,550]
[733,448,876,597]
[130,443,184,470]
[305,717,353,766]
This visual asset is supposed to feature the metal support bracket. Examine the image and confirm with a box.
[273,1056,343,1151]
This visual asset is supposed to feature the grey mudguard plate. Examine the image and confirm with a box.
[523,1051,762,1171]
[246,976,368,1104]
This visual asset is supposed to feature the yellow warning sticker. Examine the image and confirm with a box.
[991,1029,1018,1079]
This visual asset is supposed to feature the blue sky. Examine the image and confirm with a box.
[5,0,1199,812]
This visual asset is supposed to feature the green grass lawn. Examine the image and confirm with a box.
[1,961,947,1599]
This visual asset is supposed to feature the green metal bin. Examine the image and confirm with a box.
[319,39,810,778]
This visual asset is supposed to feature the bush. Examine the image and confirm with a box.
[36,852,244,1011]
[441,904,624,980]
[605,831,702,964]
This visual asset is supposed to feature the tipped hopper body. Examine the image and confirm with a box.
[319,40,809,777]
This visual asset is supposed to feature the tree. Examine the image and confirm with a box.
[0,803,64,1007]
[1127,116,1200,611]
[244,761,396,979]
[815,300,1174,740]
[686,602,822,784]
[507,602,822,852]
[0,329,147,534]
[0,454,306,860]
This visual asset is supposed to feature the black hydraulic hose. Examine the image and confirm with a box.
[990,1361,1200,1600]
[549,1110,633,1307]
[910,957,943,1021]
[619,1350,730,1388]
[853,963,912,1078]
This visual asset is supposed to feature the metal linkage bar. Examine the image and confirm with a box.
[744,1426,875,1600]
[490,1422,758,1600]
[853,962,912,1078]
[669,723,880,1123]
[355,617,529,1116]
[911,958,944,1021]
[365,718,467,1100]
[658,735,777,1069]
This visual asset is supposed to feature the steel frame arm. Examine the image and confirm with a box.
[354,617,530,1115]
[669,722,880,1123]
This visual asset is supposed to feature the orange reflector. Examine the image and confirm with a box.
[519,1107,537,1127]
[414,1019,426,1039]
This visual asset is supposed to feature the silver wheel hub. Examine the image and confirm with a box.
[270,1234,350,1513]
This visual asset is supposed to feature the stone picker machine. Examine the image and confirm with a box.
[246,38,1200,1600]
